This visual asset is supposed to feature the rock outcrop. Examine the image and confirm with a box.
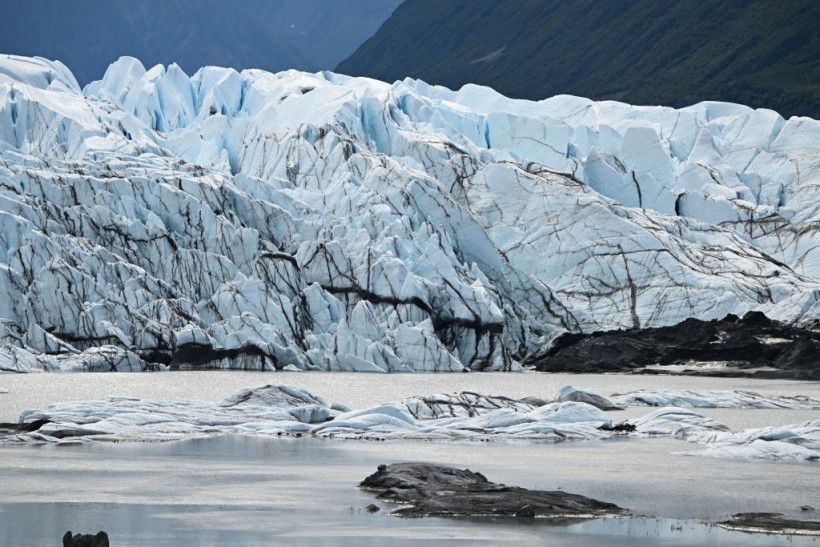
[62,531,109,547]
[718,513,820,535]
[359,463,622,517]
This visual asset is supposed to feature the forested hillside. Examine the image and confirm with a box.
[337,0,820,118]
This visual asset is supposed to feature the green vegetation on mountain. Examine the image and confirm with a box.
[337,0,820,118]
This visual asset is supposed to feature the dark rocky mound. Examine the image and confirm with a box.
[528,312,820,380]
[359,463,622,518]
[718,513,820,535]
[63,531,109,547]
[0,419,51,433]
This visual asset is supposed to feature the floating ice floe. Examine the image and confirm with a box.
[630,407,733,442]
[4,384,819,461]
[611,390,820,409]
[630,407,820,460]
[10,384,329,443]
[312,397,612,440]
[3,385,613,443]
[680,419,820,461]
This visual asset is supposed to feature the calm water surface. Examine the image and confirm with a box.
[0,372,818,545]
[1,436,819,546]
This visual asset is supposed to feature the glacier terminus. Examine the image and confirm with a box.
[1,54,819,373]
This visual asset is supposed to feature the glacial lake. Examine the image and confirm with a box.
[1,372,818,545]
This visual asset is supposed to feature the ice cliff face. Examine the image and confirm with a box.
[1,54,819,372]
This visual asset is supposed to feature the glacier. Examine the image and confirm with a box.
[1,54,820,372]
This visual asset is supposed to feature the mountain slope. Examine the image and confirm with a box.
[248,0,404,69]
[0,0,402,86]
[0,55,819,373]
[337,0,820,119]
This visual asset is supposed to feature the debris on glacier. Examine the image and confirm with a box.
[1,54,820,372]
